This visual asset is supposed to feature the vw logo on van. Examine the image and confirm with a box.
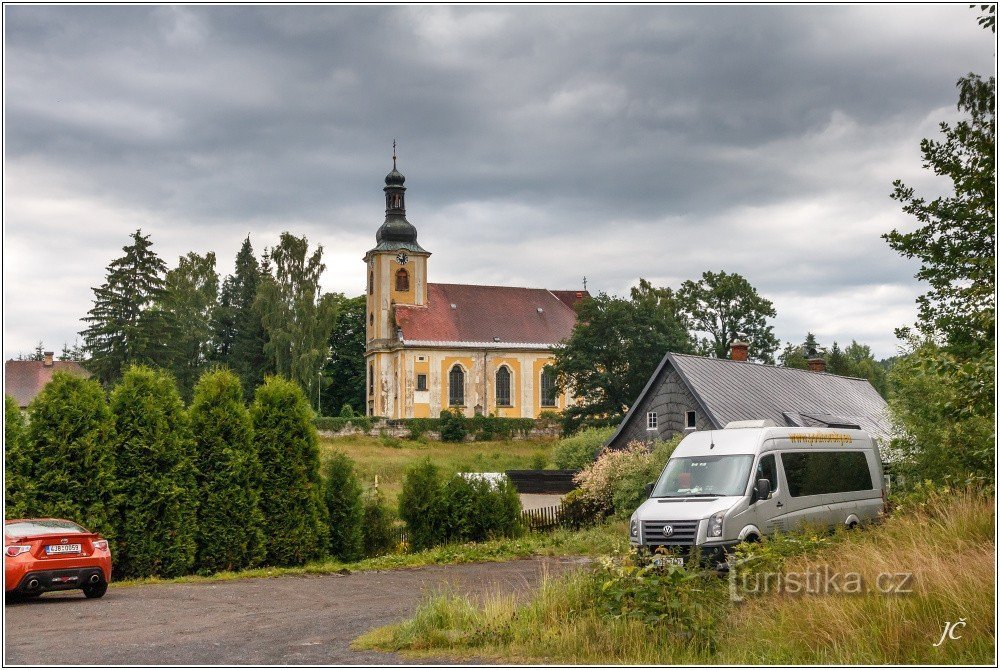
[662,525,674,537]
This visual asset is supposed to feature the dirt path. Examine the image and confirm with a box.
[4,557,584,665]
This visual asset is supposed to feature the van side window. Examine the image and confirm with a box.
[781,451,873,497]
[756,454,778,492]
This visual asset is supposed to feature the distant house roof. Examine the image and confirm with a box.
[5,360,92,408]
[608,352,892,446]
[394,283,588,348]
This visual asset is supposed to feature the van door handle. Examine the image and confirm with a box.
[775,501,784,508]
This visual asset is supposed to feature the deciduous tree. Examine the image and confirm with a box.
[256,233,338,398]
[160,252,219,400]
[676,270,779,363]
[553,283,692,431]
[320,294,366,416]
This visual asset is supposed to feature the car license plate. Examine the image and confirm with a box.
[652,556,684,567]
[45,544,82,554]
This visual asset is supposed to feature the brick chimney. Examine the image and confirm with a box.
[730,339,749,362]
[43,351,54,367]
[807,357,826,373]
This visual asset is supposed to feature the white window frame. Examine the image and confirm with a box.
[646,411,658,430]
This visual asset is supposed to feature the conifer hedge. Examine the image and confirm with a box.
[251,376,329,566]
[4,394,30,519]
[398,458,444,550]
[189,369,265,573]
[322,451,364,561]
[109,366,199,578]
[21,373,116,536]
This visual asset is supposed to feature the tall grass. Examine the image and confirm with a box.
[356,488,996,665]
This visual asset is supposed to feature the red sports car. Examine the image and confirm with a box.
[4,518,112,599]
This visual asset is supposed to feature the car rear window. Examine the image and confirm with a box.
[5,520,89,536]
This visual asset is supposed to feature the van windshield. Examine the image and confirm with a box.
[651,455,754,497]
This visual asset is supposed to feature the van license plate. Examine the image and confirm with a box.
[652,556,684,567]
[45,544,82,554]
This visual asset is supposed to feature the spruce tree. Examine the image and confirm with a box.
[189,369,265,573]
[322,452,364,561]
[109,366,198,578]
[213,236,270,398]
[5,394,31,518]
[80,229,169,386]
[23,373,116,535]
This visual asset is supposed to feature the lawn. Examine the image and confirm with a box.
[317,434,558,504]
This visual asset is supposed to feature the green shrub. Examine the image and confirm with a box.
[109,366,198,579]
[339,403,356,418]
[4,394,30,519]
[380,434,403,449]
[552,426,615,470]
[439,409,468,442]
[252,376,330,566]
[560,488,604,528]
[399,458,444,550]
[22,372,116,536]
[530,451,548,470]
[362,490,396,557]
[323,451,364,561]
[189,369,265,573]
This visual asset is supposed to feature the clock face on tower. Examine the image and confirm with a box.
[395,252,409,265]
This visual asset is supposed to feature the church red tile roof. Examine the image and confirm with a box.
[5,360,91,408]
[394,283,589,346]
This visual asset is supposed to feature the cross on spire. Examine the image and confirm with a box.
[392,139,397,169]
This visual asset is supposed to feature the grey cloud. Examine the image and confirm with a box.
[3,5,993,358]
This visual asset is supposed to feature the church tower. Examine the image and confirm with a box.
[363,148,430,415]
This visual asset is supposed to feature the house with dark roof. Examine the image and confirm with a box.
[605,341,892,451]
[5,352,91,409]
[363,154,587,419]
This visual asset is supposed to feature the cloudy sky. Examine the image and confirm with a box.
[3,4,994,360]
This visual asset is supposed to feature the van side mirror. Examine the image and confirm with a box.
[754,478,771,502]
[644,481,655,498]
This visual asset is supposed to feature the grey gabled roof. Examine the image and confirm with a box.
[607,352,892,446]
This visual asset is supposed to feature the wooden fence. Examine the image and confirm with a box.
[521,502,570,531]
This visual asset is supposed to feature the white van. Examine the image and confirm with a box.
[629,425,885,566]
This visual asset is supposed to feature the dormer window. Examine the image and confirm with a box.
[395,269,410,291]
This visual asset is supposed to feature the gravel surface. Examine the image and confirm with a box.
[4,557,583,665]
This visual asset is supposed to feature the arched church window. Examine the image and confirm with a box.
[370,313,374,327]
[495,366,512,407]
[540,366,557,407]
[449,365,465,406]
[396,269,410,291]
[369,363,374,397]
[368,271,373,295]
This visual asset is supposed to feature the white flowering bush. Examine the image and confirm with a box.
[573,437,680,520]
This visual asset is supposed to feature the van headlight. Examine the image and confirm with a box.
[630,517,639,538]
[708,512,724,538]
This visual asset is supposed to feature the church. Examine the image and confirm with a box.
[364,157,588,419]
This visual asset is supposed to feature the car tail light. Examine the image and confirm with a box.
[5,545,31,557]
[92,540,109,551]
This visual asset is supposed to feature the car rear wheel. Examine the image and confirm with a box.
[82,581,108,599]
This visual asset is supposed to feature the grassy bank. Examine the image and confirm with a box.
[356,488,995,664]
[115,521,627,588]
[318,435,557,503]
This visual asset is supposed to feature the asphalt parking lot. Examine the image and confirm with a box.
[5,557,581,665]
